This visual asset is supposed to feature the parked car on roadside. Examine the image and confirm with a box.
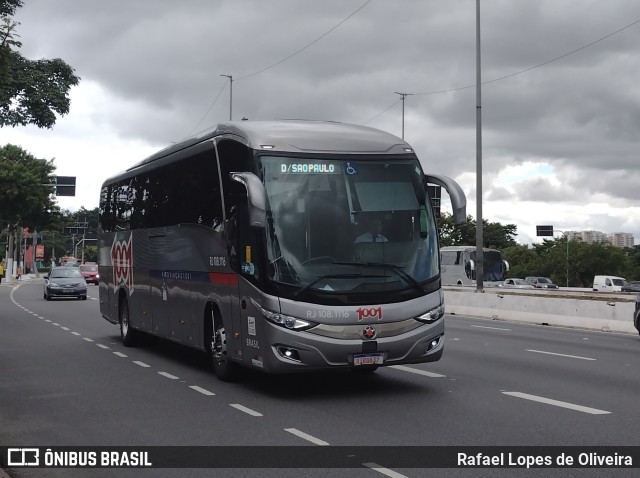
[79,264,99,285]
[524,276,559,289]
[621,281,640,293]
[499,278,534,289]
[44,266,87,301]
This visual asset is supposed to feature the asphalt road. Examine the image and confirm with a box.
[1,279,639,478]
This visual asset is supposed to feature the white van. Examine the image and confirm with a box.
[592,275,627,292]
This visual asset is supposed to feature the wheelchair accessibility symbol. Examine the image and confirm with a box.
[345,162,357,175]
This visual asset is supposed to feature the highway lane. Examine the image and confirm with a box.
[2,280,639,477]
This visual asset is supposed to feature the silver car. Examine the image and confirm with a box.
[44,266,88,301]
[500,278,534,289]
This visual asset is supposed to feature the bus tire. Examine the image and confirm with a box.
[119,296,137,347]
[209,306,238,382]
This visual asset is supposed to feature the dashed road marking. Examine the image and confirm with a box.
[133,361,151,368]
[363,463,409,478]
[96,344,110,350]
[526,349,596,361]
[284,428,329,446]
[189,385,215,396]
[502,391,611,415]
[230,403,263,417]
[83,337,94,342]
[113,352,128,358]
[158,371,179,380]
[390,365,446,378]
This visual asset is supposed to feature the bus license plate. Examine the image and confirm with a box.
[353,353,383,366]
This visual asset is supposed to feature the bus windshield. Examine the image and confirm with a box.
[259,156,439,296]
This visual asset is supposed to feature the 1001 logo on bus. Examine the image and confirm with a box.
[111,234,133,293]
[356,306,383,321]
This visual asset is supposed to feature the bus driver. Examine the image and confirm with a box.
[355,219,388,243]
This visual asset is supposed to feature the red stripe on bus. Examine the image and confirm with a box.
[208,272,239,286]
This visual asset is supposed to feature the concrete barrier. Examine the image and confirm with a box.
[443,286,638,335]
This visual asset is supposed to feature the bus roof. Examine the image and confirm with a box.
[127,120,414,172]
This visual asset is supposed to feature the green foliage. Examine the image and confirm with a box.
[437,213,518,249]
[0,2,79,128]
[0,143,59,229]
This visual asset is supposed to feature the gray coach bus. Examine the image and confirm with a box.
[440,246,509,286]
[98,120,466,381]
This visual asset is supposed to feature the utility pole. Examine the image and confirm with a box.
[220,74,233,120]
[394,92,413,139]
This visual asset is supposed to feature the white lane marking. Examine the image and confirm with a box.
[83,337,94,342]
[470,325,511,331]
[133,361,151,368]
[45,319,52,323]
[229,403,263,417]
[526,349,596,361]
[71,332,81,336]
[51,322,60,326]
[113,352,128,358]
[390,365,446,378]
[363,463,409,478]
[158,371,179,380]
[189,385,215,396]
[96,344,110,350]
[284,428,329,446]
[502,391,611,415]
[60,326,70,331]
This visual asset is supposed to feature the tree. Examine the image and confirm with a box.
[437,213,518,249]
[0,144,59,229]
[0,1,80,128]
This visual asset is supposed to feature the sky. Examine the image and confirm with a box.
[2,0,640,245]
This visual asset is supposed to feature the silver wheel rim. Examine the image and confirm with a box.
[212,327,227,366]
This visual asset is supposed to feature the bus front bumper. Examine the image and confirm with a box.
[255,319,444,373]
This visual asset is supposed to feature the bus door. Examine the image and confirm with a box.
[227,201,266,367]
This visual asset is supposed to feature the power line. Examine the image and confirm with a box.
[183,77,230,139]
[416,16,640,96]
[363,16,640,124]
[235,0,374,82]
[362,98,401,126]
[186,1,374,136]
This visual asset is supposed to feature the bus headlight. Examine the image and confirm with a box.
[416,304,445,323]
[260,307,316,331]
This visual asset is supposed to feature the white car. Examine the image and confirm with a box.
[499,278,534,289]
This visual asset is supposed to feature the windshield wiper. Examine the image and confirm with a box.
[333,262,425,293]
[294,273,382,298]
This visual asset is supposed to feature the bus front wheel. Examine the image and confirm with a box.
[119,297,137,346]
[210,309,238,382]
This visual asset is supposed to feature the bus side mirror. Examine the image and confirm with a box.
[230,172,267,228]
[503,260,510,272]
[424,174,467,225]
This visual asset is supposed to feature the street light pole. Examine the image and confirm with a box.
[475,0,484,293]
[394,92,413,139]
[220,74,233,120]
[554,229,570,287]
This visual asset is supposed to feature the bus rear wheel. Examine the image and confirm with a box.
[210,310,238,382]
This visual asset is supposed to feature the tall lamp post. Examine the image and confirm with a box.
[394,92,413,139]
[220,74,233,121]
[555,230,570,288]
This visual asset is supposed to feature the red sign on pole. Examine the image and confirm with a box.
[35,244,45,259]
